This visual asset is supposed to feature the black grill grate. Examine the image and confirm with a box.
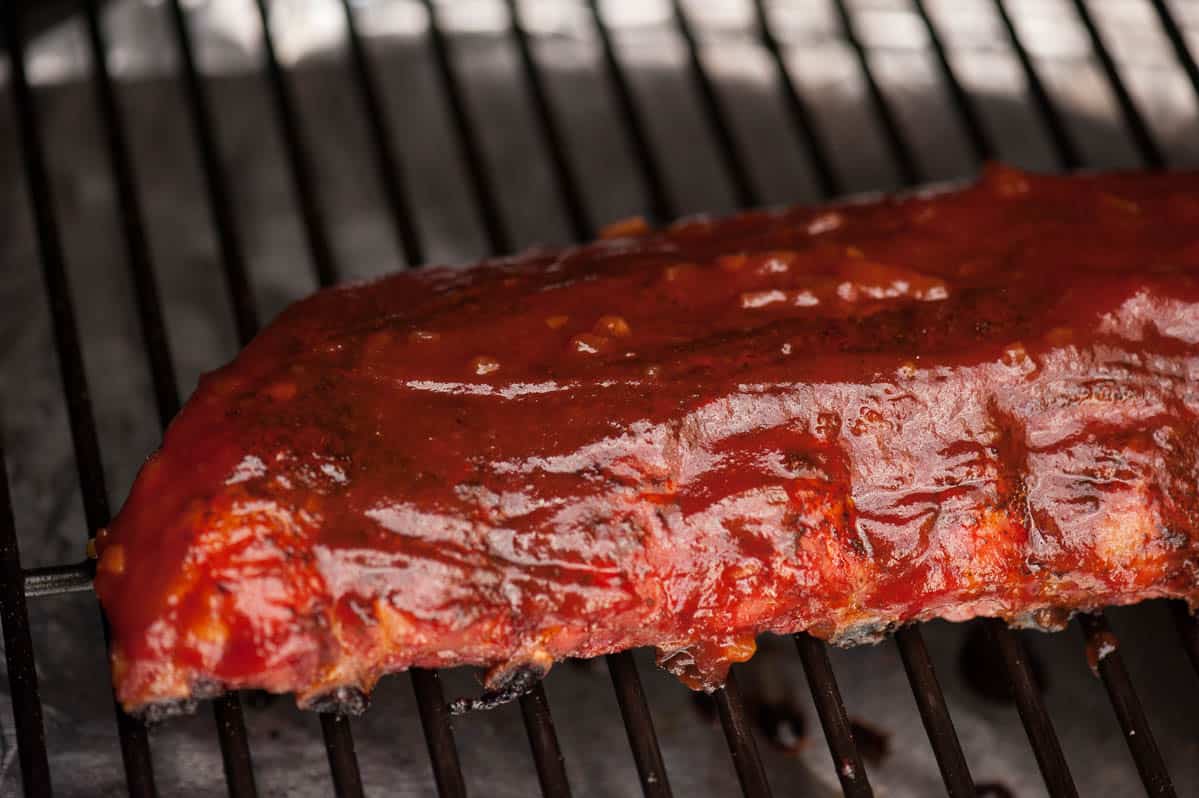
[2,1,1198,796]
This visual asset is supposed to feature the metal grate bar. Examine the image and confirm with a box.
[1105,0,1199,690]
[670,0,757,208]
[755,6,977,792]
[320,713,366,798]
[713,671,772,798]
[1061,0,1168,168]
[253,0,338,287]
[0,448,53,797]
[1151,0,1199,105]
[749,0,840,197]
[81,0,178,427]
[830,0,920,185]
[165,0,372,792]
[585,0,673,225]
[421,0,511,255]
[500,8,676,796]
[1170,602,1199,678]
[894,628,975,798]
[750,5,980,793]
[6,15,110,537]
[165,0,260,342]
[984,620,1077,798]
[1076,614,1176,797]
[411,668,469,798]
[590,6,784,794]
[210,697,259,798]
[830,0,922,185]
[982,3,1179,789]
[111,674,157,792]
[992,0,1081,169]
[504,0,592,240]
[794,634,873,797]
[913,0,995,164]
[248,0,378,791]
[419,4,573,794]
[337,6,472,792]
[3,7,160,796]
[81,3,262,795]
[606,652,673,798]
[838,4,1086,793]
[24,561,93,597]
[519,683,573,797]
[339,0,425,266]
[336,3,477,793]
[1069,0,1165,169]
[651,5,879,794]
[587,5,850,793]
[911,0,995,164]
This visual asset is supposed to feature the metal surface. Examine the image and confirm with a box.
[606,652,672,798]
[337,0,423,266]
[795,633,872,798]
[411,668,469,798]
[519,684,573,798]
[415,3,574,792]
[0,449,51,797]
[583,5,874,792]
[82,1,261,793]
[501,9,675,795]
[3,5,159,795]
[319,713,364,798]
[894,627,973,798]
[671,0,757,208]
[2,1,1199,796]
[713,672,772,798]
[163,0,260,343]
[1076,613,1175,797]
[985,619,1077,798]
[22,562,92,598]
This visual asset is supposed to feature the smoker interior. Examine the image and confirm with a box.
[2,1,1199,796]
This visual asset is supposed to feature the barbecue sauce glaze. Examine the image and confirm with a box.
[96,166,1199,711]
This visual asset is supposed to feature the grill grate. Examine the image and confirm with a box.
[0,448,52,797]
[2,1,1198,796]
[984,618,1075,798]
[2,5,159,796]
[83,0,262,792]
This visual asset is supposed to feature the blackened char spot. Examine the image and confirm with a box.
[307,685,370,715]
[137,698,199,725]
[134,676,227,725]
[976,781,1015,798]
[449,663,546,715]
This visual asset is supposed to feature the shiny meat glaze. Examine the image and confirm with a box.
[95,166,1199,713]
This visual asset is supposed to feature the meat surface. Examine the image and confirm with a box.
[95,166,1199,714]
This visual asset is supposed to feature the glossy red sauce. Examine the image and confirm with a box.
[95,166,1199,710]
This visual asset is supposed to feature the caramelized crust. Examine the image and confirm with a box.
[95,166,1199,712]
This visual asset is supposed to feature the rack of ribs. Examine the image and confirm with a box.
[94,165,1199,716]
